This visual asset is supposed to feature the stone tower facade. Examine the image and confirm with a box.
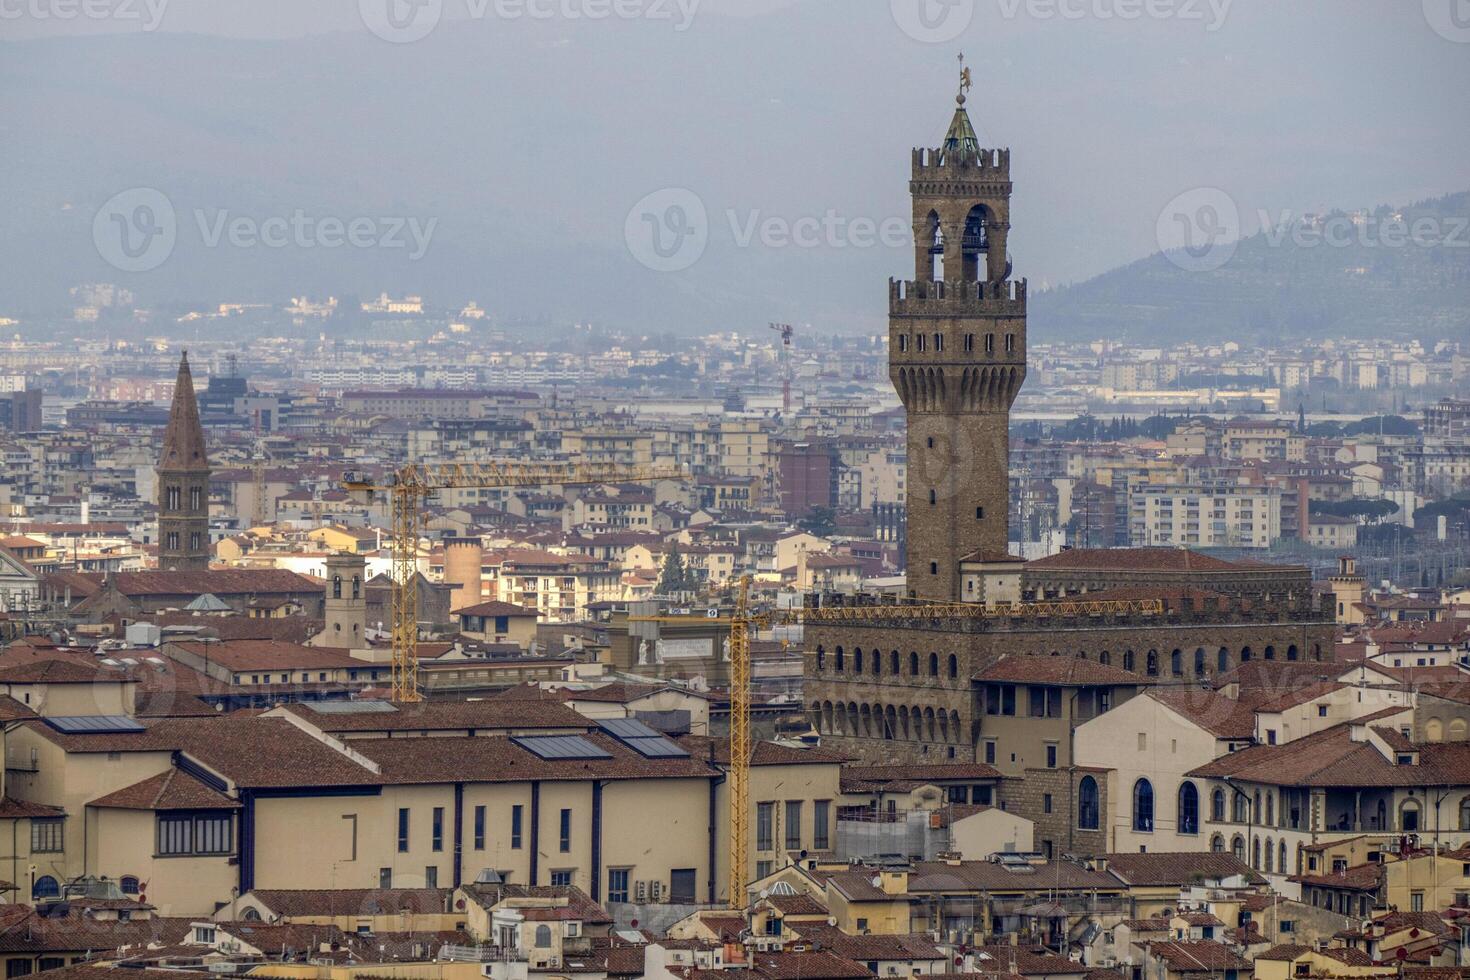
[323,551,367,646]
[891,89,1026,600]
[157,352,212,572]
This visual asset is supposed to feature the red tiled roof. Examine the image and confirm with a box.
[89,767,240,810]
[1144,689,1256,738]
[1025,548,1258,573]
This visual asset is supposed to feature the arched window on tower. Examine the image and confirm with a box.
[960,205,991,280]
[332,576,343,600]
[925,211,943,281]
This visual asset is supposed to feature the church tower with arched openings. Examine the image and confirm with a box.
[157,351,212,571]
[890,71,1026,600]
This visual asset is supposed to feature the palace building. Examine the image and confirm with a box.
[802,79,1335,857]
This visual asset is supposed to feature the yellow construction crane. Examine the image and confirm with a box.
[344,461,684,703]
[629,583,1162,909]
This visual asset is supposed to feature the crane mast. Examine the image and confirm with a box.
[345,461,684,703]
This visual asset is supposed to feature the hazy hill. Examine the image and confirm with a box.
[1031,191,1470,344]
[2,1,1466,338]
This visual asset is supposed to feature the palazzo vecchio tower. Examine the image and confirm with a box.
[890,74,1026,600]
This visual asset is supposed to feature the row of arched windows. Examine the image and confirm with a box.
[810,699,964,743]
[815,643,1320,682]
[1125,779,1201,834]
[814,646,959,681]
[32,874,139,901]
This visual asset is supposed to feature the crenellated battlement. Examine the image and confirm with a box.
[912,146,1010,178]
[890,278,1027,317]
[801,586,1333,636]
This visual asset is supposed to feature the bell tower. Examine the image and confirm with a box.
[157,351,212,572]
[891,66,1026,600]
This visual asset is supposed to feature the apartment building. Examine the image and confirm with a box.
[1129,484,1282,548]
[484,549,621,623]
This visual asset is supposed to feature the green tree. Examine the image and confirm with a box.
[657,548,691,595]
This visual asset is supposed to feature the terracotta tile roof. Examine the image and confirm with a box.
[1102,852,1264,886]
[679,735,851,767]
[1144,689,1256,738]
[0,659,135,684]
[1255,945,1315,961]
[0,907,193,953]
[748,950,871,980]
[277,698,591,733]
[1120,918,1171,931]
[1189,719,1470,788]
[790,923,943,962]
[1289,863,1384,891]
[765,893,828,916]
[89,767,240,810]
[1143,941,1251,972]
[354,731,719,785]
[456,601,536,618]
[1252,681,1346,713]
[1025,548,1256,573]
[567,682,674,704]
[245,888,450,917]
[0,797,65,819]
[909,861,1122,893]
[974,656,1143,687]
[168,640,362,672]
[457,883,612,923]
[83,569,324,597]
[971,945,1089,975]
[0,694,37,721]
[819,870,896,902]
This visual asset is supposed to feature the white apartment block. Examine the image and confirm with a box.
[1129,483,1282,549]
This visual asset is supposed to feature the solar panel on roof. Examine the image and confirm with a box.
[512,735,612,760]
[598,718,662,739]
[306,701,398,715]
[45,715,146,734]
[624,738,690,759]
[597,720,689,758]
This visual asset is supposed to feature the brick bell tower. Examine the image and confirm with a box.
[157,351,212,572]
[891,66,1026,600]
